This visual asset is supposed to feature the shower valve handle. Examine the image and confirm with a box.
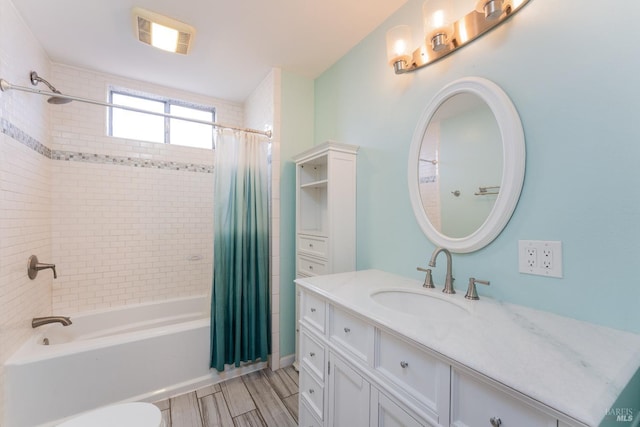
[28,255,57,279]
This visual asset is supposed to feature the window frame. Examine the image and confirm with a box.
[108,87,217,148]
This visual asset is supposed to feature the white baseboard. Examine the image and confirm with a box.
[279,353,295,368]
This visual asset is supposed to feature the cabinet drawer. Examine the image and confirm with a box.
[298,235,329,259]
[375,330,448,419]
[300,329,326,381]
[301,291,326,333]
[298,255,328,276]
[451,370,557,427]
[300,365,324,421]
[330,306,374,364]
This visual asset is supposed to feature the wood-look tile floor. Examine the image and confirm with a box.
[153,366,299,427]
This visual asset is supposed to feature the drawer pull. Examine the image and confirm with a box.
[309,243,314,248]
[343,327,351,333]
[490,417,502,427]
[310,307,316,313]
[309,388,315,394]
[310,352,316,357]
[400,361,409,368]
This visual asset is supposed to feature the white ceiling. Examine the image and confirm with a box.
[12,0,406,102]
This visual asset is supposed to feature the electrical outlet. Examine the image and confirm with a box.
[526,247,537,268]
[518,240,563,278]
[541,248,553,270]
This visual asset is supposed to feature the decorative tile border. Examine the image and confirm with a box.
[52,151,214,173]
[1,117,52,158]
[1,118,213,173]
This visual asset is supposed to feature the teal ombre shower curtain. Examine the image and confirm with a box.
[210,129,270,372]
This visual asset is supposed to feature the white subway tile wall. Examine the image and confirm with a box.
[47,63,245,313]
[0,0,54,421]
[51,161,214,311]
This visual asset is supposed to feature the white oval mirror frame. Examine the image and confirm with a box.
[408,77,525,253]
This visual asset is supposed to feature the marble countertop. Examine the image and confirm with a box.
[295,269,640,426]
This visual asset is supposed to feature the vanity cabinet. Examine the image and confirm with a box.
[298,288,447,427]
[293,141,358,369]
[297,286,580,427]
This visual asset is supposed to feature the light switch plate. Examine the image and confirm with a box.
[518,240,563,278]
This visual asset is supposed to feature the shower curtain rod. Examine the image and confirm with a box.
[0,78,272,139]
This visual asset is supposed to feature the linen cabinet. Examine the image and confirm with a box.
[293,141,358,369]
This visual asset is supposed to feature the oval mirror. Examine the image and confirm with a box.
[408,77,525,253]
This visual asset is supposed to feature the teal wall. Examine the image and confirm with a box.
[279,71,314,357]
[314,0,640,335]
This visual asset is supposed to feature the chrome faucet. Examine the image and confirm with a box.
[32,316,72,328]
[428,247,455,294]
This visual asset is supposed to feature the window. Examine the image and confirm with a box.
[109,90,216,149]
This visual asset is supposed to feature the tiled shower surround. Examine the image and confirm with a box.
[2,109,217,313]
[47,63,238,313]
[1,0,282,420]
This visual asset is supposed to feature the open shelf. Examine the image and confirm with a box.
[300,179,328,189]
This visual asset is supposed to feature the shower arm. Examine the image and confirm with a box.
[30,71,62,94]
[0,78,272,138]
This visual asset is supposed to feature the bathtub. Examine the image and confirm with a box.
[4,296,266,427]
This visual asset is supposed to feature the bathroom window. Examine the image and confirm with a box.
[108,89,216,149]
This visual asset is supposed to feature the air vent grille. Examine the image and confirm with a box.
[132,7,195,55]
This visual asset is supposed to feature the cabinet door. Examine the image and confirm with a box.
[371,388,431,427]
[328,352,370,427]
[300,398,323,427]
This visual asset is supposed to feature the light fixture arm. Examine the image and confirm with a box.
[392,0,531,74]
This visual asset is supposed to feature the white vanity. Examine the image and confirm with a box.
[296,270,640,427]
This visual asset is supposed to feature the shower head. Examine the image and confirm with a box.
[29,71,72,105]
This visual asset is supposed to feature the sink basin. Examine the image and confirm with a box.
[371,289,469,319]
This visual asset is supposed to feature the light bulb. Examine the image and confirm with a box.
[386,25,413,71]
[423,0,454,52]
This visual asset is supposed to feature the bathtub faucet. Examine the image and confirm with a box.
[32,316,72,328]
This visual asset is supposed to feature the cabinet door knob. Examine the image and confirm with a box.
[309,243,314,248]
[344,327,351,333]
[310,307,316,313]
[310,352,316,357]
[309,388,315,394]
[490,417,502,427]
[400,361,409,368]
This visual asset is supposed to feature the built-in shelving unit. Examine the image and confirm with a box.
[293,141,359,369]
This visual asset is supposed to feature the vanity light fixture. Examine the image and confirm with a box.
[423,0,455,53]
[386,0,531,74]
[132,7,196,54]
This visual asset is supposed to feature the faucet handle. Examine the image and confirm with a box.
[27,255,57,280]
[465,277,490,300]
[417,267,435,288]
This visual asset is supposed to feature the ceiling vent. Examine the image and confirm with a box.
[132,7,195,55]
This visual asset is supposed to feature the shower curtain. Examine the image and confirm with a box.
[210,129,270,372]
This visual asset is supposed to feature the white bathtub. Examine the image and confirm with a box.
[4,296,266,427]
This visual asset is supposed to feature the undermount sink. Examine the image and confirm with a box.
[371,288,470,319]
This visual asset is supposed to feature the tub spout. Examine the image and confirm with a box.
[32,316,72,328]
